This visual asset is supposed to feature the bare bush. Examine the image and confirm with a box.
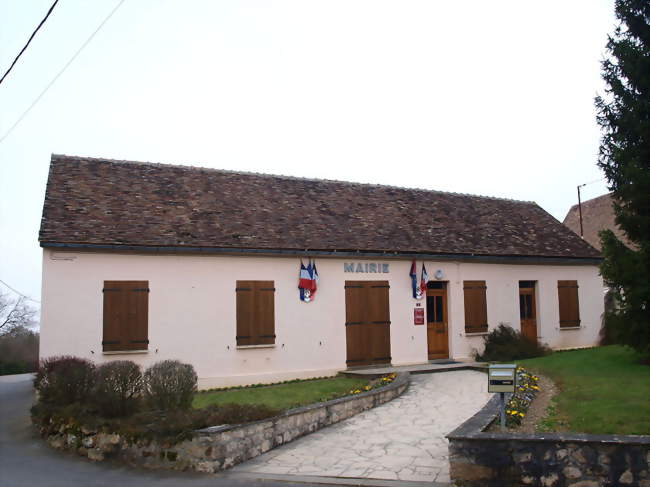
[143,360,197,411]
[93,361,143,417]
[34,356,95,406]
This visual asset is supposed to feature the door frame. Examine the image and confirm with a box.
[426,283,449,360]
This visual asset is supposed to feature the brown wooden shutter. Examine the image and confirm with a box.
[103,281,149,352]
[558,280,580,328]
[463,280,488,333]
[236,280,275,346]
[236,281,254,346]
[256,281,276,345]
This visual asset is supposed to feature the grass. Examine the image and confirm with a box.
[519,345,650,435]
[193,376,369,410]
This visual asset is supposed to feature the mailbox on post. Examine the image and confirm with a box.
[488,364,517,393]
[488,364,517,431]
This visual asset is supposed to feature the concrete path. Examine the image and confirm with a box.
[232,370,491,484]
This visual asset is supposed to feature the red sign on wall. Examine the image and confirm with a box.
[414,308,425,325]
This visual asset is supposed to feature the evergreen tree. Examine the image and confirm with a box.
[595,0,650,357]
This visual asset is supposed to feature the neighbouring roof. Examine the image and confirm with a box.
[563,193,634,251]
[39,154,601,260]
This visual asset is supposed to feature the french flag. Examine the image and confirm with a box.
[410,259,419,299]
[299,260,313,302]
[420,263,429,295]
[311,260,319,300]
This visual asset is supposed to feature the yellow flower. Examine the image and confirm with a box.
[519,412,524,417]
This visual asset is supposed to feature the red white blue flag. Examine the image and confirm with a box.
[410,259,423,300]
[420,263,429,296]
[299,259,318,302]
[311,260,319,300]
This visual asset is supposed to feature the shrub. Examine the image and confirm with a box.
[93,361,143,417]
[34,356,95,406]
[143,360,197,411]
[474,324,551,362]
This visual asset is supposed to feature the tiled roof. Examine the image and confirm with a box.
[563,193,635,251]
[39,154,601,259]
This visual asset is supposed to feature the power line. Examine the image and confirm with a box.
[0,0,126,145]
[0,279,41,304]
[578,177,606,188]
[0,0,59,86]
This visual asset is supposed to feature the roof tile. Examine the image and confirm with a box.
[39,154,601,259]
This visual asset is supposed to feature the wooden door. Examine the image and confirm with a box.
[345,281,391,367]
[519,286,537,341]
[426,284,448,359]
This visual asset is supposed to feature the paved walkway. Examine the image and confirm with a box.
[232,370,491,484]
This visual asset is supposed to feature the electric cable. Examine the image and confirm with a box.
[0,0,60,86]
[0,0,126,145]
[0,279,40,303]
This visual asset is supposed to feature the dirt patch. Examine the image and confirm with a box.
[511,374,558,433]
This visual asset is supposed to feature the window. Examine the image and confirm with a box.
[102,281,149,352]
[236,280,275,346]
[558,280,580,328]
[463,280,488,333]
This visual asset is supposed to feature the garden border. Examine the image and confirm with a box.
[39,372,410,473]
[447,394,650,486]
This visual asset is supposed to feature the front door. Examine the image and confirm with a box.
[426,283,449,360]
[519,281,537,342]
[345,281,392,367]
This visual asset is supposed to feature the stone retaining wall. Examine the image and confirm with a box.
[41,372,409,473]
[447,395,650,487]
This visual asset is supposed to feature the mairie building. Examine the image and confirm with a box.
[39,155,603,388]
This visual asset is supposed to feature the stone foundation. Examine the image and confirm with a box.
[39,372,409,473]
[447,395,650,487]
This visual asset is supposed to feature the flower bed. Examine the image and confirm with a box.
[504,367,539,427]
[349,372,397,395]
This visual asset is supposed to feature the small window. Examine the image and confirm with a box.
[236,281,275,346]
[519,293,534,319]
[463,280,488,333]
[558,280,580,328]
[427,281,446,290]
[519,280,536,289]
[103,281,149,352]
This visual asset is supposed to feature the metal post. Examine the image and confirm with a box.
[577,185,584,238]
[500,392,506,431]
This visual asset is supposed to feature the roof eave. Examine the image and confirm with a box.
[40,242,603,266]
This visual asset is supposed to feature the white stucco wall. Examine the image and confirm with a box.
[40,249,604,388]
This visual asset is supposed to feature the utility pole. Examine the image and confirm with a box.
[576,178,604,239]
[577,184,585,238]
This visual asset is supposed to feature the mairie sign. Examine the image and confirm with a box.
[344,262,390,273]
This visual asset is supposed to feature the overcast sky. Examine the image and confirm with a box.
[0,0,614,311]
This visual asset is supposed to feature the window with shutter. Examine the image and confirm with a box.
[102,281,149,352]
[236,281,275,346]
[463,280,488,333]
[558,280,580,328]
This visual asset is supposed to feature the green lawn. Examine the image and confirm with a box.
[193,376,369,410]
[519,346,650,435]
